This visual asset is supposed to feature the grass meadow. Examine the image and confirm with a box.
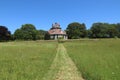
[0,41,57,80]
[0,39,120,80]
[64,39,120,80]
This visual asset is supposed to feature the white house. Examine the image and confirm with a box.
[48,23,67,40]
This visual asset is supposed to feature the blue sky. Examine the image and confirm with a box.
[0,0,120,33]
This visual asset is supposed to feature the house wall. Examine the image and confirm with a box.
[50,34,67,40]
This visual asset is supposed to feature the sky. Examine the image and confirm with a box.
[0,0,120,33]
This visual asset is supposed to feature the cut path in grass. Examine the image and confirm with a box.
[43,44,84,80]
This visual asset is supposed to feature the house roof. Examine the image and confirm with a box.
[48,29,66,35]
[48,23,67,35]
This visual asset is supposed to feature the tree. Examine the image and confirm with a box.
[14,29,24,40]
[0,26,11,41]
[90,23,109,38]
[86,29,92,38]
[115,23,120,38]
[14,24,39,40]
[107,24,119,38]
[66,22,87,39]
[44,32,50,40]
[21,24,36,30]
[36,30,47,40]
[90,23,119,38]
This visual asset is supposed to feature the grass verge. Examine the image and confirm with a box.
[0,41,57,80]
[64,39,120,80]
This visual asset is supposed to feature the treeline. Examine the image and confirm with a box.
[0,24,47,41]
[66,22,120,39]
[0,22,120,41]
[14,24,46,40]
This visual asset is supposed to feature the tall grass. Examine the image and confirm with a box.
[0,41,57,80]
[64,39,120,80]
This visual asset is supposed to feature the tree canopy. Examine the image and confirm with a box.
[66,22,87,39]
[14,24,42,40]
[0,26,11,41]
[89,23,120,38]
[14,24,47,40]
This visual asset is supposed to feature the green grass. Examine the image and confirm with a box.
[1,39,120,80]
[0,41,57,80]
[64,39,120,80]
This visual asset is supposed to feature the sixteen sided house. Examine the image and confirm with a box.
[48,23,68,40]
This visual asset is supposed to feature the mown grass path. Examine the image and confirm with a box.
[43,44,84,80]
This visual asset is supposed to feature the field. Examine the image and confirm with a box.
[0,39,120,80]
[0,41,57,80]
[64,39,120,80]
